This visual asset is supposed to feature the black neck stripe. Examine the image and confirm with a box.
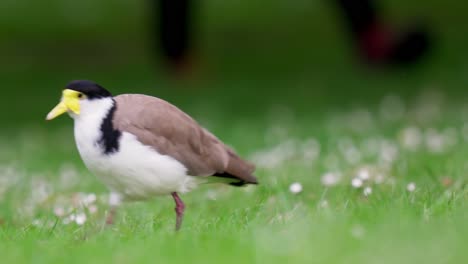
[98,100,122,155]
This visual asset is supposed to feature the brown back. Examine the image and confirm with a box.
[113,94,257,184]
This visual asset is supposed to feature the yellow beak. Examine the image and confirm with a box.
[46,101,68,120]
[46,89,81,120]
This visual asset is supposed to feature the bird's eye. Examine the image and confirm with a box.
[78,93,83,99]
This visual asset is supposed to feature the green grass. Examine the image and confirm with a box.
[1,91,467,263]
[1,0,468,263]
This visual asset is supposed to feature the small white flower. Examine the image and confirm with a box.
[380,141,399,164]
[289,182,303,194]
[343,147,362,164]
[357,168,370,181]
[88,205,98,214]
[319,200,329,208]
[206,190,218,200]
[407,182,416,192]
[351,178,363,188]
[75,213,87,225]
[351,225,365,239]
[321,172,341,186]
[85,193,97,205]
[400,126,422,150]
[251,139,297,169]
[54,206,65,217]
[374,173,386,184]
[63,218,72,225]
[32,219,43,227]
[363,187,372,196]
[302,138,321,161]
[425,129,445,153]
[109,193,122,207]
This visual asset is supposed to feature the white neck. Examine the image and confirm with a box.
[72,98,115,143]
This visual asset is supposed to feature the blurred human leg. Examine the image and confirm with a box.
[152,0,194,75]
[336,0,430,65]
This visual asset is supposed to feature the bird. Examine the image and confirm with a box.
[46,80,258,230]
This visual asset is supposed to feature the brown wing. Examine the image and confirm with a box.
[113,94,257,184]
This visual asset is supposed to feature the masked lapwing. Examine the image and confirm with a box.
[46,80,258,230]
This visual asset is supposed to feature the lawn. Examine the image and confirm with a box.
[0,0,467,263]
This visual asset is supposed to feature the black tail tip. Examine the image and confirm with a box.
[229,180,259,187]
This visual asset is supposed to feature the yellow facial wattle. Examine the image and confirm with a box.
[46,89,82,120]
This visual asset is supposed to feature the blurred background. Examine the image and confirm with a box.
[1,0,466,128]
[0,2,468,261]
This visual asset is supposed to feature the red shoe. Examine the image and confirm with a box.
[359,23,430,65]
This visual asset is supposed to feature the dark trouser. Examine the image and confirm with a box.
[336,0,378,35]
[153,0,193,67]
[153,0,428,67]
[153,0,379,63]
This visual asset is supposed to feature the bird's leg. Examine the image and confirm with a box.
[106,207,117,225]
[106,192,122,225]
[171,192,185,231]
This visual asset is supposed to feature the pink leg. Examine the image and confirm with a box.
[106,207,117,225]
[171,192,185,231]
[106,193,121,225]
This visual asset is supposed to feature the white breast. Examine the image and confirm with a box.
[72,98,200,201]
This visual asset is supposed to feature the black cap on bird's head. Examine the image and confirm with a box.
[66,80,112,99]
[46,80,113,120]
